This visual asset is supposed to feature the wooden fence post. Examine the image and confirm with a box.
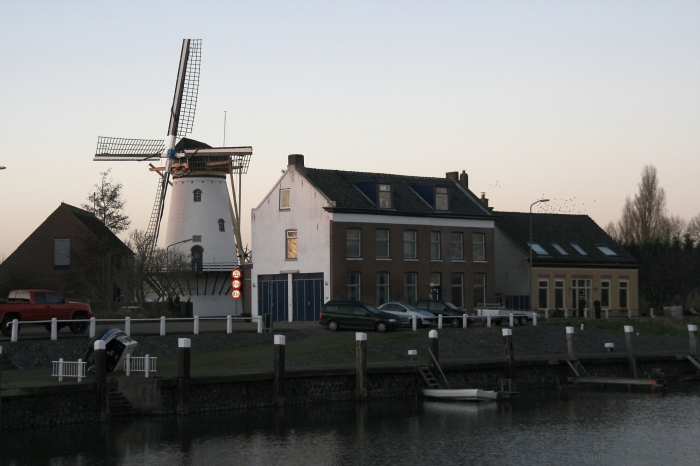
[624,325,638,378]
[94,340,109,422]
[356,332,367,401]
[273,335,285,407]
[177,338,191,415]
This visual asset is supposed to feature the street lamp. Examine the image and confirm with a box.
[529,198,549,311]
[166,237,194,253]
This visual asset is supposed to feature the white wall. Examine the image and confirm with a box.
[165,176,238,263]
[251,166,332,319]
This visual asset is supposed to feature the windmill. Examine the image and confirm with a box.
[93,39,252,315]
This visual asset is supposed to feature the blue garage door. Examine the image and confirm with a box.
[293,273,324,322]
[258,274,288,323]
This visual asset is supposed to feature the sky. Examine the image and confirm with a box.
[0,0,698,261]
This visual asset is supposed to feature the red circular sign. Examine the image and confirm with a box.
[231,269,242,279]
[231,289,241,299]
[231,279,242,290]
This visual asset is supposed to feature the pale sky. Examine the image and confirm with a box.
[1,0,698,261]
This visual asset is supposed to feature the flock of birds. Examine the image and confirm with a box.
[487,179,594,215]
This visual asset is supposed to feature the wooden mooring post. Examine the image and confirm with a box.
[0,345,3,425]
[688,325,698,359]
[94,340,109,422]
[429,330,439,375]
[273,335,285,407]
[566,326,576,360]
[625,325,638,378]
[177,338,191,416]
[503,329,515,376]
[356,332,367,400]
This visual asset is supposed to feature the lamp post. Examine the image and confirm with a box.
[167,237,194,253]
[529,198,549,310]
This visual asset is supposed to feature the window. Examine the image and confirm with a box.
[435,187,448,211]
[473,233,485,261]
[451,273,464,308]
[597,245,617,256]
[538,280,548,309]
[279,188,290,209]
[572,279,591,309]
[551,243,568,255]
[451,232,463,260]
[347,228,361,258]
[570,243,587,255]
[431,231,441,260]
[376,273,389,306]
[191,245,203,271]
[347,272,361,301]
[378,184,392,209]
[218,219,225,232]
[619,281,628,308]
[527,242,549,255]
[54,239,70,267]
[286,230,298,259]
[193,189,202,202]
[554,280,565,309]
[473,273,486,308]
[376,229,390,258]
[404,230,417,259]
[431,272,441,300]
[601,280,610,307]
[404,273,417,305]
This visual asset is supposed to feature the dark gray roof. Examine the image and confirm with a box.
[298,167,492,218]
[495,211,636,266]
[62,203,133,255]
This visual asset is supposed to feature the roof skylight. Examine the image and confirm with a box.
[596,245,617,256]
[551,242,568,255]
[570,243,587,255]
[527,242,549,255]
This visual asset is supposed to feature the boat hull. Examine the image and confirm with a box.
[422,388,499,402]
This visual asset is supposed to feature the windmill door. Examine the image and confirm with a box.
[258,274,288,323]
[292,273,324,321]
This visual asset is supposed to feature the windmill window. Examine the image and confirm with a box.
[435,187,449,211]
[193,189,202,202]
[378,184,392,209]
[570,243,587,255]
[218,219,225,232]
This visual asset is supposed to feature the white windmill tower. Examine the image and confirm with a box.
[93,39,252,316]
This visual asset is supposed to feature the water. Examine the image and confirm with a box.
[2,386,700,465]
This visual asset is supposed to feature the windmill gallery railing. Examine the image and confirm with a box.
[2,315,266,343]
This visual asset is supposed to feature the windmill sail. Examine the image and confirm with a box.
[168,39,201,138]
[93,137,165,161]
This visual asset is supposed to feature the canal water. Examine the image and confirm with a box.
[2,385,699,465]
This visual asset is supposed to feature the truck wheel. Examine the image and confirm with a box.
[1,315,19,337]
[70,313,89,334]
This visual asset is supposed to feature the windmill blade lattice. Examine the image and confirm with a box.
[94,137,165,161]
[168,39,201,138]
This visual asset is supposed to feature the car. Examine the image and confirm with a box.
[1,289,93,337]
[378,302,433,327]
[414,300,477,327]
[319,300,401,333]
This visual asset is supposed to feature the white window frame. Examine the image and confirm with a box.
[286,230,298,260]
[600,280,610,308]
[451,232,463,260]
[376,229,390,259]
[347,228,362,258]
[279,188,290,210]
[538,279,549,310]
[404,272,417,305]
[431,231,441,260]
[348,272,361,301]
[404,230,417,259]
[54,239,70,267]
[473,273,486,308]
[376,272,389,306]
[473,233,486,262]
[451,272,464,308]
[554,280,565,309]
[435,186,449,211]
[378,184,392,209]
[619,280,629,309]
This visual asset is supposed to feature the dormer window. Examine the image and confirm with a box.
[218,219,225,232]
[435,187,449,211]
[193,189,202,202]
[378,184,392,209]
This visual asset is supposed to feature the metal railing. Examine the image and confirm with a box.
[51,358,86,382]
[3,314,264,342]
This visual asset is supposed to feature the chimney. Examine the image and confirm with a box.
[479,192,494,212]
[446,171,458,180]
[459,170,468,189]
[288,154,304,168]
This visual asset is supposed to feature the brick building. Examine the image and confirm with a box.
[251,154,496,322]
[0,203,133,302]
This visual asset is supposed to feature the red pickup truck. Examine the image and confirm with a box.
[0,290,93,337]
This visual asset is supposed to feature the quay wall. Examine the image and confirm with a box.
[1,354,697,431]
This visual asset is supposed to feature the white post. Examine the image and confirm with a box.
[606,308,610,319]
[412,316,417,332]
[545,309,549,319]
[89,317,96,339]
[581,323,584,331]
[650,308,655,318]
[487,315,491,328]
[227,315,232,334]
[51,318,58,341]
[125,316,131,337]
[533,313,538,326]
[257,315,263,334]
[58,358,64,382]
[463,313,468,328]
[145,354,150,378]
[11,319,18,342]
[160,316,166,336]
[509,313,514,327]
[628,308,632,319]
[564,308,568,319]
[126,354,131,376]
[78,358,83,382]
[194,316,200,335]
[438,314,443,329]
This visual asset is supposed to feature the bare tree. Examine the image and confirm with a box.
[658,215,686,242]
[687,213,700,243]
[123,229,152,305]
[81,169,131,234]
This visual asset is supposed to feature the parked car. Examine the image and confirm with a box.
[319,300,401,333]
[415,300,477,327]
[0,290,93,337]
[378,302,433,327]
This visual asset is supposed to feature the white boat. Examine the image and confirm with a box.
[422,388,499,402]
